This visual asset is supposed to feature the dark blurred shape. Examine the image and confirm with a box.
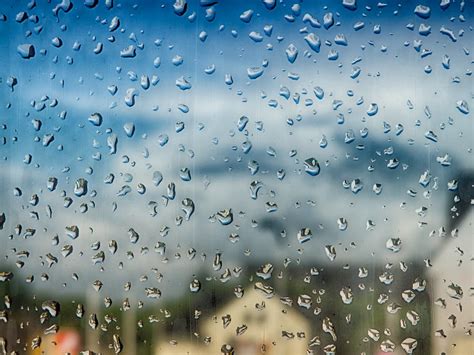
[258,217,287,244]
[447,170,473,232]
[432,170,474,261]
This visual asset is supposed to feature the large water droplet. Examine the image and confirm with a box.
[304,158,320,176]
[401,338,418,354]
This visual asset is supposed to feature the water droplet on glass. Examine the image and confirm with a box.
[386,237,402,252]
[286,44,298,63]
[304,33,321,52]
[74,178,88,197]
[123,123,135,137]
[189,278,201,293]
[337,217,348,231]
[65,225,79,239]
[256,263,273,280]
[339,286,353,304]
[216,209,233,225]
[322,317,337,341]
[367,103,378,116]
[456,100,469,114]
[17,44,35,59]
[249,181,263,200]
[380,339,395,352]
[181,198,195,220]
[237,116,249,131]
[304,158,320,176]
[297,228,312,243]
[247,67,264,80]
[325,245,336,261]
[401,338,418,354]
[446,282,463,299]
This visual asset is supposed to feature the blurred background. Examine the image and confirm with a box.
[0,0,472,354]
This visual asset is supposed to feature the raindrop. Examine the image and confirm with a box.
[286,44,298,63]
[256,263,273,280]
[74,178,88,197]
[401,338,418,354]
[337,218,348,231]
[249,181,263,200]
[237,116,249,131]
[247,67,264,80]
[446,283,463,299]
[216,209,233,225]
[339,287,353,304]
[297,228,312,243]
[325,245,336,261]
[173,0,187,16]
[181,198,195,220]
[456,100,469,114]
[367,103,378,116]
[190,278,201,292]
[304,158,320,176]
[17,44,35,59]
[113,334,123,354]
[386,238,402,252]
[123,123,135,137]
[304,33,321,52]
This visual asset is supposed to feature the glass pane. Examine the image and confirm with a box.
[0,1,472,354]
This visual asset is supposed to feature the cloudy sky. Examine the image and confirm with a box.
[0,0,472,304]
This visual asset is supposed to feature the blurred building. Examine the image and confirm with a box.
[155,288,310,355]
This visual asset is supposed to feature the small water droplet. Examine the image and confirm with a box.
[216,209,233,225]
[189,278,201,293]
[337,217,348,231]
[367,103,378,116]
[297,228,312,243]
[456,100,469,114]
[325,245,336,261]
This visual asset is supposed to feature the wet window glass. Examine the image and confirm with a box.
[0,0,472,354]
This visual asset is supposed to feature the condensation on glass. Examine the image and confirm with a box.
[0,0,472,354]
